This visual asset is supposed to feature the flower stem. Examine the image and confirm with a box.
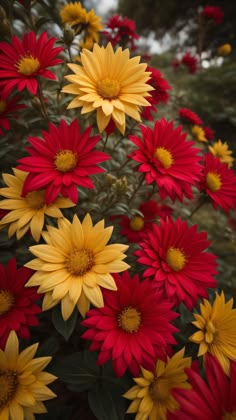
[127,174,145,205]
[37,79,49,120]
[189,195,206,218]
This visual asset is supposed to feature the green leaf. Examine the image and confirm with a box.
[36,336,60,357]
[88,382,128,420]
[36,405,73,419]
[52,304,78,341]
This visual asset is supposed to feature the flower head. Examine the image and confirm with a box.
[103,14,139,50]
[142,66,171,121]
[129,119,202,202]
[178,108,203,126]
[173,354,236,420]
[60,1,87,27]
[208,140,234,168]
[191,125,208,142]
[0,258,41,348]
[123,348,192,419]
[200,5,224,25]
[0,90,25,135]
[61,42,153,134]
[181,52,198,74]
[0,31,63,95]
[0,168,75,242]
[17,119,110,204]
[85,9,103,43]
[81,271,178,377]
[200,152,236,212]
[25,214,129,320]
[203,125,215,141]
[135,217,218,309]
[189,291,236,375]
[0,330,56,419]
[217,43,232,57]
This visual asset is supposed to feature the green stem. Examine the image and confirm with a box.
[37,79,49,120]
[127,174,145,205]
[189,195,206,218]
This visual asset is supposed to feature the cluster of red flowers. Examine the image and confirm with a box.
[172,52,198,74]
[103,14,139,50]
[199,5,224,25]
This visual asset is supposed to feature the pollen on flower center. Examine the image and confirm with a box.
[0,369,18,408]
[129,215,145,231]
[166,247,186,271]
[149,377,170,403]
[16,55,40,76]
[204,320,217,344]
[118,306,141,333]
[206,171,222,192]
[0,100,7,114]
[154,147,173,169]
[66,248,94,275]
[54,150,78,173]
[0,290,15,316]
[25,190,45,210]
[97,78,120,99]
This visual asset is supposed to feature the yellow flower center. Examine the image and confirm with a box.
[154,147,173,169]
[0,290,15,316]
[166,247,186,271]
[149,377,170,403]
[223,412,236,420]
[97,78,120,99]
[118,306,141,333]
[25,190,45,210]
[16,55,40,76]
[129,216,145,231]
[66,249,94,275]
[206,171,222,192]
[0,369,18,409]
[0,100,7,113]
[204,320,217,344]
[54,150,78,173]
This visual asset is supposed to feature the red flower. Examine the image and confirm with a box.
[103,14,139,50]
[172,58,180,70]
[119,200,172,242]
[181,52,198,74]
[17,119,110,204]
[128,119,202,202]
[200,5,224,25]
[0,90,25,135]
[0,258,41,348]
[203,125,215,141]
[0,31,63,95]
[135,217,217,309]
[200,152,236,212]
[142,66,171,121]
[81,271,178,377]
[178,108,203,125]
[172,354,236,420]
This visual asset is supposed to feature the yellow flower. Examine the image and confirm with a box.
[123,348,192,419]
[79,36,96,51]
[189,291,236,375]
[191,125,207,142]
[0,331,56,420]
[25,213,129,320]
[0,168,75,242]
[61,42,153,134]
[84,9,103,42]
[217,43,232,57]
[208,139,234,168]
[60,1,87,27]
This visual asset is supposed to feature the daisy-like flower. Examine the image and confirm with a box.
[200,152,236,212]
[123,348,192,419]
[191,125,207,142]
[200,5,224,25]
[135,217,218,310]
[25,214,129,320]
[0,90,25,135]
[0,168,75,242]
[128,119,203,202]
[173,354,236,420]
[84,9,103,43]
[142,66,171,121]
[189,291,236,375]
[0,330,56,419]
[178,108,203,126]
[103,14,139,50]
[60,2,88,28]
[181,52,198,74]
[17,119,110,204]
[61,42,153,134]
[119,200,172,242]
[0,258,41,349]
[0,31,63,95]
[81,271,178,377]
[217,43,232,57]
[208,139,234,168]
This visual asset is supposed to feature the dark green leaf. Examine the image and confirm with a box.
[52,304,78,341]
[88,382,127,420]
[37,336,60,357]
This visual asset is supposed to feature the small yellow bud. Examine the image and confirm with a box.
[217,44,232,57]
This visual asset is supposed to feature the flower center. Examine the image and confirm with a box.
[0,369,18,409]
[16,55,40,76]
[54,150,78,173]
[0,290,15,316]
[25,190,45,210]
[166,247,186,271]
[206,171,222,192]
[223,412,236,420]
[66,249,94,275]
[204,320,217,344]
[149,377,170,403]
[97,78,120,99]
[154,147,173,169]
[129,216,145,231]
[0,100,7,113]
[118,306,141,333]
